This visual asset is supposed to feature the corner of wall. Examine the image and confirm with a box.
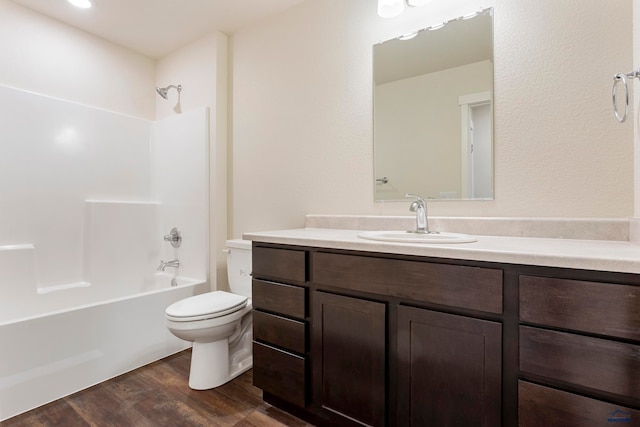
[629,217,640,243]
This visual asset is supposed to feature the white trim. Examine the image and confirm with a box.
[459,91,492,198]
[458,91,492,106]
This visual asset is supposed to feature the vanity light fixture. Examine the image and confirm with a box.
[68,0,93,8]
[398,32,419,41]
[428,22,446,31]
[422,8,489,32]
[462,10,480,19]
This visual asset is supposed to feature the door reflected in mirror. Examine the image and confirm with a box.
[373,8,494,201]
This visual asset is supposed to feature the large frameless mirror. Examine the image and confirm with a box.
[373,8,494,201]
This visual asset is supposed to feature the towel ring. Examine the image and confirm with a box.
[613,72,629,123]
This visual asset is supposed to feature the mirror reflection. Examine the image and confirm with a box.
[374,8,494,201]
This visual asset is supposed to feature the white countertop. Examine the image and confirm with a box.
[243,227,640,274]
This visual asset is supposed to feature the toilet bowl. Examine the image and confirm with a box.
[165,239,253,390]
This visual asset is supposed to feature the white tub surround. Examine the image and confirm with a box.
[0,86,210,422]
[244,226,640,275]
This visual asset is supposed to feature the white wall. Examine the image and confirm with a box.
[0,0,155,119]
[231,0,633,237]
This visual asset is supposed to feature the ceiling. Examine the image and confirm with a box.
[9,0,306,59]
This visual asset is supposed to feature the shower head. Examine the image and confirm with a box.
[156,84,182,100]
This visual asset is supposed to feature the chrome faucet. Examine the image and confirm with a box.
[163,227,182,248]
[405,193,436,234]
[157,259,180,272]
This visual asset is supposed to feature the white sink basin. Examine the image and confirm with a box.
[357,230,477,244]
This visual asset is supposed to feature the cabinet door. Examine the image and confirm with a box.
[312,291,386,427]
[397,306,502,427]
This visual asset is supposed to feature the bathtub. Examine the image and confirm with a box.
[0,273,208,422]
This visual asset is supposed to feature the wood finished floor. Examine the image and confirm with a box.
[1,349,314,427]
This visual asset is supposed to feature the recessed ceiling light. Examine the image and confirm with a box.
[462,11,479,20]
[68,0,93,9]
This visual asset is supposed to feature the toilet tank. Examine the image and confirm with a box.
[225,239,252,298]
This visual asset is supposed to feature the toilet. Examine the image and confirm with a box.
[165,239,253,390]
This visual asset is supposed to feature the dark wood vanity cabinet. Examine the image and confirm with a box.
[251,242,640,427]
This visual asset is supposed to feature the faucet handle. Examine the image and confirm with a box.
[405,193,426,206]
[163,227,182,248]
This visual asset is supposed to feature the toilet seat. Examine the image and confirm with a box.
[166,291,248,322]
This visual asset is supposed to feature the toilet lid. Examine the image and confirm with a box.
[166,291,248,322]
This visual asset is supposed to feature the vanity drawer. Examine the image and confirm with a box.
[252,246,307,283]
[519,326,640,400]
[519,381,640,427]
[253,342,307,408]
[520,275,640,341]
[312,252,503,314]
[252,279,307,320]
[253,310,306,354]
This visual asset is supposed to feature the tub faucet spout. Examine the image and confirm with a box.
[157,259,180,272]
